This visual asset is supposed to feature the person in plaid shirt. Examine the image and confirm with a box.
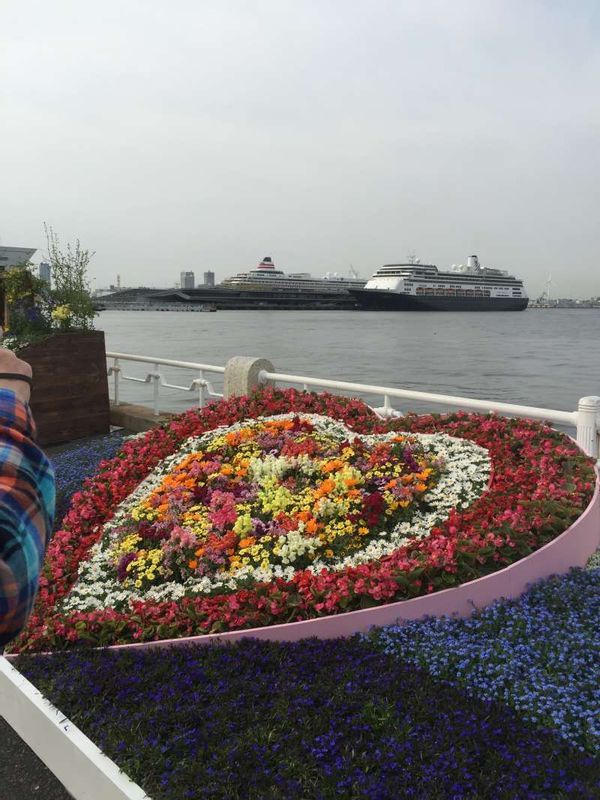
[0,347,55,648]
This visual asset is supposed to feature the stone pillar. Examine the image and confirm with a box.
[224,356,274,399]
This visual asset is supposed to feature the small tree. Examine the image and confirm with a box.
[1,226,97,349]
[45,223,96,330]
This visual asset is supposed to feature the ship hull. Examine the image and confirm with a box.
[349,290,529,311]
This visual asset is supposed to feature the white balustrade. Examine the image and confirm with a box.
[107,352,225,415]
[106,352,599,457]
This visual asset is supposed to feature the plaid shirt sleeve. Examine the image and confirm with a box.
[0,389,55,647]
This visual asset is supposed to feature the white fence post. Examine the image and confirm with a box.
[372,393,403,419]
[197,370,205,408]
[152,364,160,416]
[112,358,120,406]
[576,396,600,457]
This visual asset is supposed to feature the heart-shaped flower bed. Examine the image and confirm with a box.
[14,389,595,652]
[59,415,489,614]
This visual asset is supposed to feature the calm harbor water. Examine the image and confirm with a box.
[99,309,600,418]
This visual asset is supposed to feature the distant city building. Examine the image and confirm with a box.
[203,270,215,287]
[180,271,195,290]
[0,246,37,273]
[39,261,51,284]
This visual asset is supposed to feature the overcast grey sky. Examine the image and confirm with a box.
[1,0,599,297]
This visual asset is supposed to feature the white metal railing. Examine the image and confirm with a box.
[107,352,225,412]
[106,352,600,457]
[261,370,578,425]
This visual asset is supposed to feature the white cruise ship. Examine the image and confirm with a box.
[349,255,529,311]
[221,257,366,294]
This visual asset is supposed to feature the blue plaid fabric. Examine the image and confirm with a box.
[0,389,55,646]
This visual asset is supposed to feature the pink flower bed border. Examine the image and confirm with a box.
[97,467,599,653]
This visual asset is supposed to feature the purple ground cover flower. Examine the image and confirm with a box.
[50,432,125,526]
[372,567,600,754]
[17,637,600,800]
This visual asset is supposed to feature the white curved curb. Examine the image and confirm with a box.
[0,656,150,800]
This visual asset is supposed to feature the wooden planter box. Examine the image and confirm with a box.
[19,331,110,446]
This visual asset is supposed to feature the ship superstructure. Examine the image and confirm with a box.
[349,255,528,311]
[221,257,365,294]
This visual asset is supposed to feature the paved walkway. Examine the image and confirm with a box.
[0,718,73,799]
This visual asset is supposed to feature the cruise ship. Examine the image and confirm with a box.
[221,257,365,294]
[349,255,528,311]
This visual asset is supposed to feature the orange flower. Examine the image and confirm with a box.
[305,518,318,535]
[238,537,256,549]
[188,559,198,569]
[315,478,335,497]
[321,459,344,473]
[264,419,294,432]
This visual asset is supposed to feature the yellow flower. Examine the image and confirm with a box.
[51,304,72,322]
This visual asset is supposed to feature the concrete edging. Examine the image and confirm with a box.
[0,657,150,800]
[109,403,175,433]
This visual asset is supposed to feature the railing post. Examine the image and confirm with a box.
[112,359,120,406]
[576,396,600,457]
[152,365,160,416]
[223,357,274,398]
[372,393,403,420]
[198,370,205,408]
